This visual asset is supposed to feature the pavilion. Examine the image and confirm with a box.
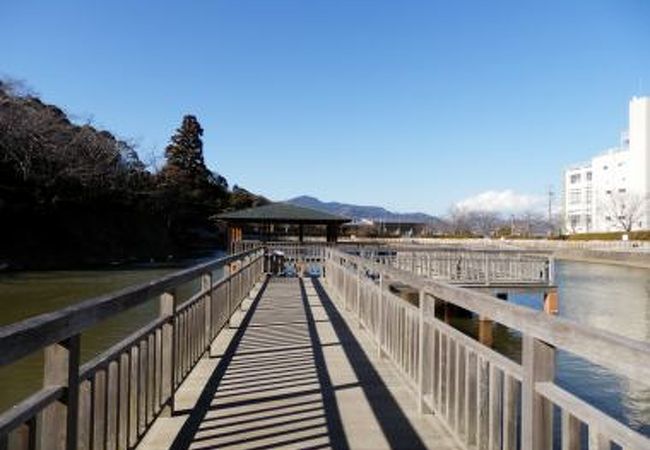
[215,202,350,248]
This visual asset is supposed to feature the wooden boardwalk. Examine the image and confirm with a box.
[139,276,458,450]
[3,247,650,450]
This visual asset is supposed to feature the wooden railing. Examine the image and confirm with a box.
[239,240,554,286]
[383,237,650,252]
[383,250,554,286]
[0,248,265,450]
[233,241,334,261]
[322,247,650,450]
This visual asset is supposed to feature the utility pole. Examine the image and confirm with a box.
[547,185,555,235]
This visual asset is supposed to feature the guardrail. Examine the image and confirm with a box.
[392,237,650,252]
[0,248,265,450]
[322,247,650,450]
[384,250,553,285]
[239,241,553,286]
[233,241,335,261]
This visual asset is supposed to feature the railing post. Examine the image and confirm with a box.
[159,290,176,416]
[484,253,490,285]
[521,335,555,450]
[356,263,362,327]
[377,273,384,358]
[40,335,80,450]
[226,263,235,328]
[343,261,349,310]
[417,289,426,414]
[202,272,212,348]
[236,258,244,310]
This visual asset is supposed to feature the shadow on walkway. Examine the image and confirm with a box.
[303,277,428,450]
[166,276,430,450]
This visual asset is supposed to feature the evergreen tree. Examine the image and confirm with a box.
[158,114,229,243]
[160,115,211,189]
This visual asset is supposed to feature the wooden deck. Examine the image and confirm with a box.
[138,276,459,450]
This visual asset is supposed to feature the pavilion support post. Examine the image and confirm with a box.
[544,290,559,315]
[326,224,339,243]
[299,224,304,243]
[478,316,493,347]
[227,225,234,254]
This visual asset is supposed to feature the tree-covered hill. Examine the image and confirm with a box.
[0,80,268,269]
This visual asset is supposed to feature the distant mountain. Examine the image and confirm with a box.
[286,195,441,224]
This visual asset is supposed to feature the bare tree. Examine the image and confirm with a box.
[446,205,472,235]
[467,210,501,237]
[602,191,647,232]
[515,210,547,237]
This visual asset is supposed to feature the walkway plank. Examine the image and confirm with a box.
[140,276,459,450]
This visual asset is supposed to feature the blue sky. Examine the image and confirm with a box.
[2,1,650,215]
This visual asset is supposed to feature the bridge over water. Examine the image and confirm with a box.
[1,244,649,450]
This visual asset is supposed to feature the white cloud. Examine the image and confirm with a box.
[455,190,545,214]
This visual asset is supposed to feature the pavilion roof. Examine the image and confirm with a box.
[215,202,349,224]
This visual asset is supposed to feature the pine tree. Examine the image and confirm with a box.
[160,115,211,189]
[158,114,229,243]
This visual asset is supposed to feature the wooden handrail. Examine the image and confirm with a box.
[329,247,650,383]
[0,249,259,366]
[0,386,64,436]
[322,245,650,450]
[0,247,266,449]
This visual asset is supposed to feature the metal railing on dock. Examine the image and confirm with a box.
[0,248,265,450]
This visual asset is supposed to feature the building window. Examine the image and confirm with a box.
[605,216,612,221]
[586,172,592,181]
[570,174,581,184]
[585,188,593,204]
[606,190,612,195]
[569,189,581,204]
[570,214,581,227]
[619,188,626,193]
[603,165,608,170]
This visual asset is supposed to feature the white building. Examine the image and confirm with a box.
[564,97,650,233]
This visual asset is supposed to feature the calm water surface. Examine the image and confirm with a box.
[552,261,650,437]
